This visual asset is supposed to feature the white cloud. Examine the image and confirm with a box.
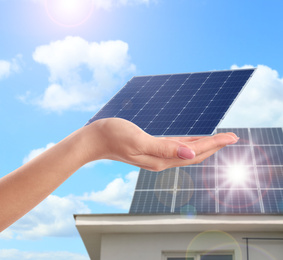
[0,56,21,81]
[81,171,138,209]
[6,194,90,240]
[0,60,11,79]
[23,142,110,168]
[221,64,283,128]
[0,249,89,260]
[23,142,55,164]
[1,169,137,240]
[0,229,14,240]
[30,36,135,111]
[83,159,112,168]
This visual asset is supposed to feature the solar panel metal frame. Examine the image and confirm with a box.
[129,127,283,215]
[86,69,256,136]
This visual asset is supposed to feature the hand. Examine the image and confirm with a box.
[83,118,238,171]
[0,117,239,231]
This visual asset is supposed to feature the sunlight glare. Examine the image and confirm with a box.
[45,0,94,27]
[227,165,248,185]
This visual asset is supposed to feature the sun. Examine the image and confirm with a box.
[45,0,94,27]
[227,165,248,185]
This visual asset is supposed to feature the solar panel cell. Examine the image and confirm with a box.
[130,128,283,215]
[180,166,216,189]
[258,166,283,189]
[262,190,283,214]
[218,190,262,214]
[130,191,173,214]
[218,166,256,189]
[86,69,255,136]
[175,190,216,214]
[251,128,283,145]
[254,146,283,165]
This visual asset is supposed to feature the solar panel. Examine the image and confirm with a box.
[86,69,255,136]
[129,127,283,215]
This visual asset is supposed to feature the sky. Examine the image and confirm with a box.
[0,0,283,259]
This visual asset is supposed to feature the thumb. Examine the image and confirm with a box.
[148,138,195,160]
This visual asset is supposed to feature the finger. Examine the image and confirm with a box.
[144,133,238,161]
[160,132,238,143]
[160,136,208,142]
[188,133,238,156]
[144,137,195,160]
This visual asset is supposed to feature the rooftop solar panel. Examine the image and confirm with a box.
[129,127,283,215]
[86,69,255,136]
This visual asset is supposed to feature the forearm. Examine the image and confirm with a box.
[0,118,238,232]
[0,127,90,232]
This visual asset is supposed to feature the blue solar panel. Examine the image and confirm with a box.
[129,127,283,215]
[86,69,255,136]
[218,190,262,214]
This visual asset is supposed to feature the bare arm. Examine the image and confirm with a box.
[0,118,238,231]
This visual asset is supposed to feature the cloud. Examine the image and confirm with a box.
[5,194,90,240]
[0,60,11,79]
[29,36,135,112]
[23,142,55,164]
[221,64,283,128]
[0,56,21,81]
[23,142,110,168]
[80,171,138,209]
[1,169,137,240]
[83,159,112,168]
[0,249,89,260]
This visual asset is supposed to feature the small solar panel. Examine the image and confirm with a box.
[129,127,283,215]
[86,69,255,136]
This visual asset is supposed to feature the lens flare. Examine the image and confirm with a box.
[45,0,94,27]
[225,164,251,187]
[186,231,243,260]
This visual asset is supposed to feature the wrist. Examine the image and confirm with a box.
[78,121,105,165]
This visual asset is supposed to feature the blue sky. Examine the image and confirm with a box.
[0,0,283,259]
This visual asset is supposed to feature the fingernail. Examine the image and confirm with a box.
[228,137,240,145]
[178,147,195,160]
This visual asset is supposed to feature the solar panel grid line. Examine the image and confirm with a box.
[130,130,283,213]
[132,76,172,128]
[115,77,151,118]
[261,188,283,190]
[248,128,265,213]
[144,75,187,133]
[99,76,148,118]
[161,72,212,135]
[134,189,175,191]
[86,69,255,136]
[171,167,180,213]
[215,141,220,213]
[182,71,235,136]
[174,188,217,191]
[206,69,256,135]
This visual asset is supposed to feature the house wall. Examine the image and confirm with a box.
[100,232,283,260]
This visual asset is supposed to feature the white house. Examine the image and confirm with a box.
[75,127,283,260]
[75,213,283,260]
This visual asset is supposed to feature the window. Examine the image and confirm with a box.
[200,255,233,260]
[164,252,233,260]
[167,258,194,260]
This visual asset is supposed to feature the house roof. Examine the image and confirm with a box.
[75,213,283,259]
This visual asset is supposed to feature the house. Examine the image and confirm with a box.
[75,127,283,260]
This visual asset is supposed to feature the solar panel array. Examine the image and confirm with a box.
[86,69,255,136]
[129,127,283,215]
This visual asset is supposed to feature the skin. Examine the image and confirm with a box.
[0,118,239,232]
